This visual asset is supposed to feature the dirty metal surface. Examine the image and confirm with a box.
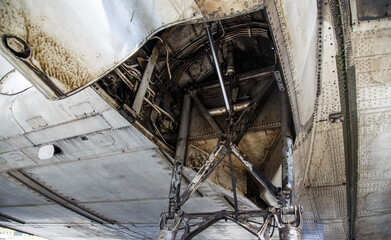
[291,1,349,239]
[355,0,391,21]
[0,0,202,98]
[351,3,391,239]
[195,0,264,20]
[186,84,281,198]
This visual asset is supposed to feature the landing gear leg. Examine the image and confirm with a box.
[159,24,303,240]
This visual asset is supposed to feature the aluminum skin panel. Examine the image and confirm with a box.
[351,3,391,238]
[265,0,319,130]
[292,2,349,238]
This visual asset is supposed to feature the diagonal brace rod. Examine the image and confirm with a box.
[179,144,226,206]
[190,91,223,135]
[230,143,280,199]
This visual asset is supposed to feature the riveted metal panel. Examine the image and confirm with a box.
[0,150,37,171]
[351,5,391,238]
[265,0,319,130]
[100,109,131,129]
[10,88,112,133]
[0,223,137,240]
[24,115,111,145]
[0,135,33,154]
[310,186,347,220]
[23,149,173,202]
[291,2,349,239]
[0,174,49,207]
[83,197,231,224]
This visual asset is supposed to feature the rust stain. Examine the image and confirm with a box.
[0,0,93,93]
[195,0,264,20]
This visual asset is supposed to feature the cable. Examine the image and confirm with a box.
[151,36,172,81]
[270,217,276,238]
[218,20,226,39]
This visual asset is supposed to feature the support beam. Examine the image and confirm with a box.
[179,144,225,206]
[208,101,251,117]
[168,95,191,213]
[132,45,160,114]
[230,144,280,199]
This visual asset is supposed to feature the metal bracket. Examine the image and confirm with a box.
[159,212,183,240]
[274,206,303,240]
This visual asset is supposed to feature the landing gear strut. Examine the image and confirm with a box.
[159,23,303,240]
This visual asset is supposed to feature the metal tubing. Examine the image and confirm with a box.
[205,27,231,115]
[179,144,225,206]
[168,95,191,213]
[227,150,239,220]
[208,101,251,116]
[231,80,274,144]
[133,45,159,114]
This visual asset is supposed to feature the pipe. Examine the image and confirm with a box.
[208,101,251,116]
[205,27,232,115]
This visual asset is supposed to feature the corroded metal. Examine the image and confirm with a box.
[195,0,264,20]
[281,90,293,206]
